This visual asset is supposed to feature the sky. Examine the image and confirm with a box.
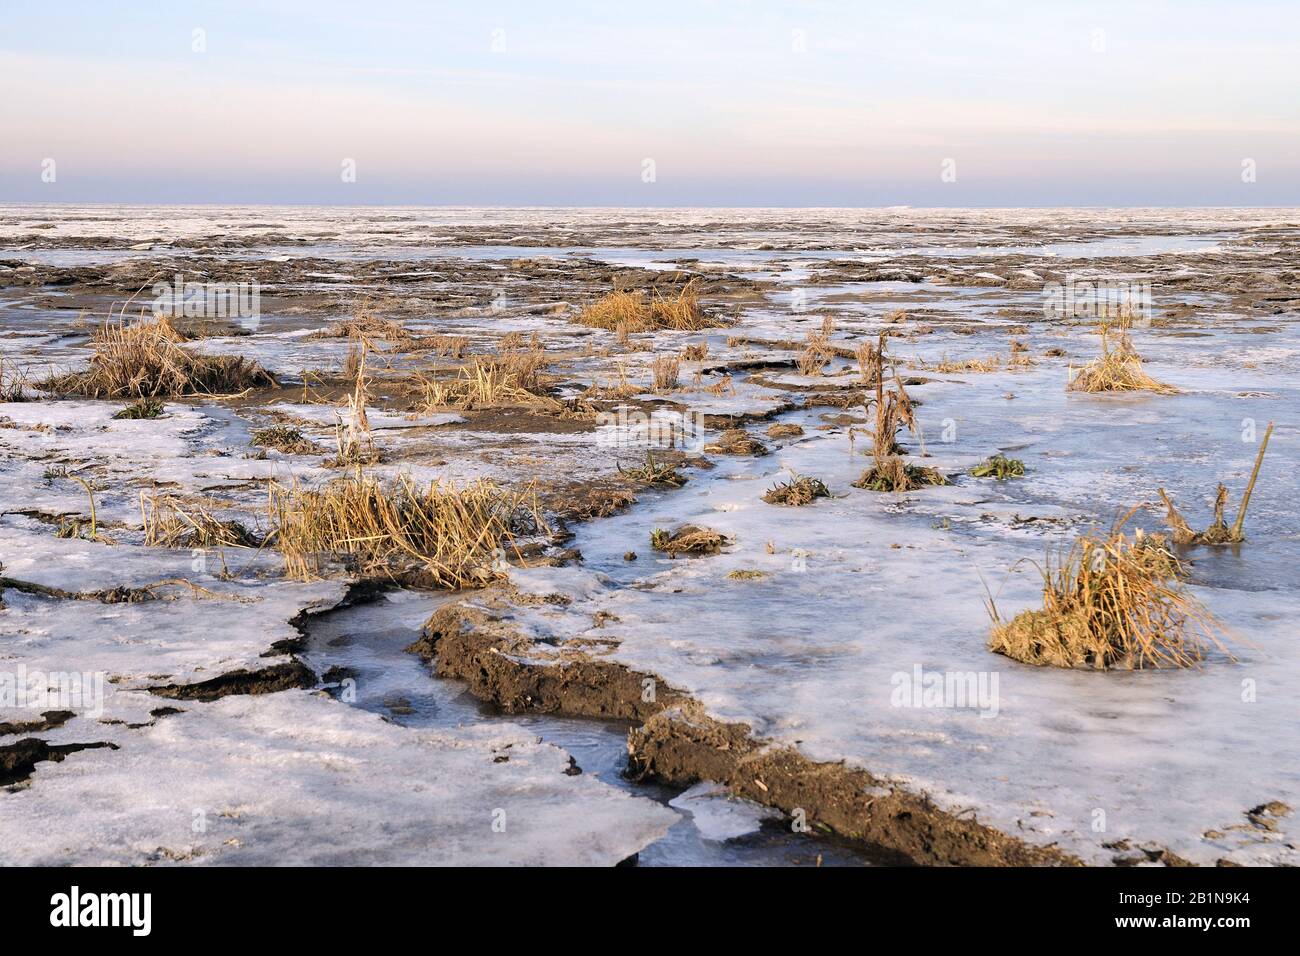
[1,0,1298,206]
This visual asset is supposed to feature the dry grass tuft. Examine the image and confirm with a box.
[419,348,555,411]
[577,280,716,333]
[1068,327,1177,394]
[649,524,729,556]
[649,280,710,330]
[315,309,411,343]
[54,475,114,544]
[796,318,836,376]
[140,492,261,549]
[651,354,681,393]
[1160,486,1236,545]
[932,354,1001,373]
[267,474,539,589]
[583,362,641,400]
[330,342,378,466]
[766,422,805,439]
[1,356,33,402]
[497,346,547,390]
[578,290,647,331]
[855,332,948,491]
[987,519,1230,670]
[681,341,709,361]
[1157,422,1273,545]
[853,457,949,492]
[618,451,687,488]
[1007,350,1036,369]
[54,518,97,541]
[704,428,770,457]
[797,337,834,376]
[701,373,735,396]
[854,341,880,386]
[763,474,830,506]
[407,334,469,358]
[251,424,319,455]
[44,317,276,399]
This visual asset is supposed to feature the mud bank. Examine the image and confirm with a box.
[148,660,318,701]
[414,596,1078,866]
[0,738,118,786]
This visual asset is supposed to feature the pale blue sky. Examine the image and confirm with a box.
[2,0,1297,205]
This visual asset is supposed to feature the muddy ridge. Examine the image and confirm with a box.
[148,660,317,702]
[0,709,75,737]
[0,738,119,787]
[413,595,1080,867]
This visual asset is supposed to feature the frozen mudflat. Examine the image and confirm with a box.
[1,691,677,866]
[2,205,1297,866]
[0,525,676,866]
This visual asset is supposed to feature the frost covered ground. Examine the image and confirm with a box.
[2,205,1297,866]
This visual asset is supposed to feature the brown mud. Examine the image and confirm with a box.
[0,709,75,736]
[412,594,1080,867]
[0,738,119,787]
[148,660,317,702]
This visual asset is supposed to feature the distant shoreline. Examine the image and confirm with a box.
[2,201,1300,212]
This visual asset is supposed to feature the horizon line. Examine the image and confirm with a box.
[3,201,1299,212]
